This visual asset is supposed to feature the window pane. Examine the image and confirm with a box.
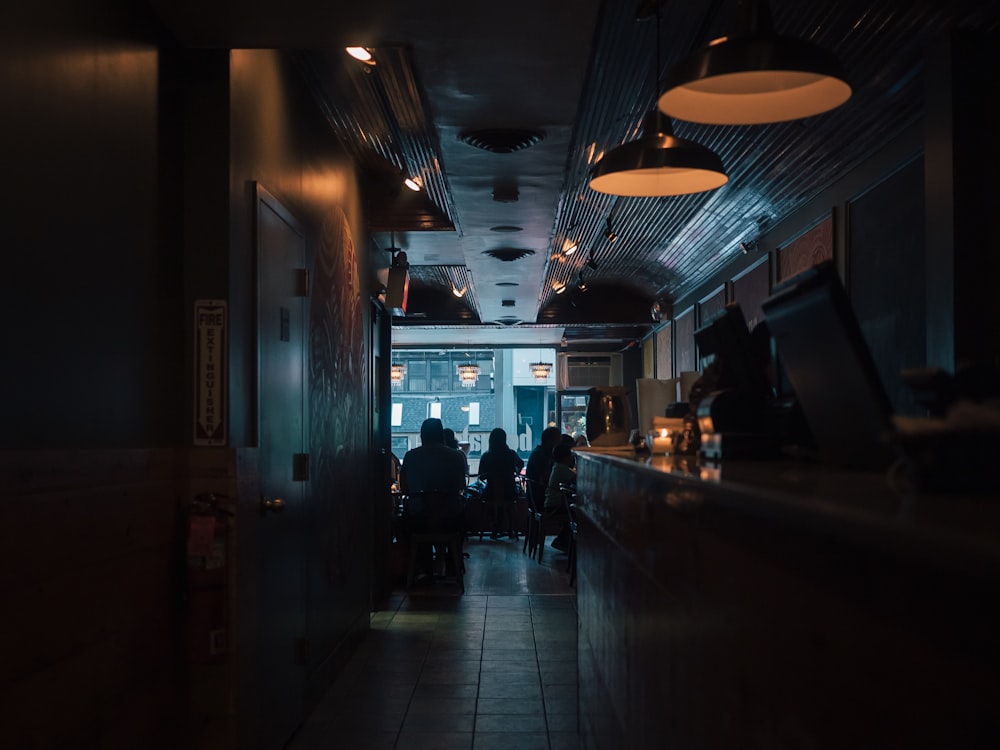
[430,360,450,391]
[408,361,427,391]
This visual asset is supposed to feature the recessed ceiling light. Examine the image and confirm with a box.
[459,128,545,153]
[484,248,534,262]
[345,46,376,65]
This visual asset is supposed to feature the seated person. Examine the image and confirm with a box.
[400,418,468,575]
[443,427,470,478]
[525,425,561,506]
[478,427,525,539]
[544,443,576,551]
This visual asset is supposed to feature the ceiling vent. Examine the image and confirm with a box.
[484,248,535,262]
[496,281,519,287]
[492,185,519,203]
[459,128,545,153]
[501,299,515,307]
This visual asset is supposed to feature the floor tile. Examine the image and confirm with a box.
[402,711,476,733]
[475,697,545,715]
[474,713,547,732]
[290,539,580,750]
[472,732,550,750]
[395,731,473,750]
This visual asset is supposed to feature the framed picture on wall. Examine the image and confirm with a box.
[673,306,696,377]
[655,323,672,378]
[731,255,771,331]
[778,214,833,282]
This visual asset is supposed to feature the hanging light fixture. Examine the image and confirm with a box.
[457,362,480,388]
[589,3,727,197]
[390,362,406,387]
[658,0,851,125]
[530,361,553,381]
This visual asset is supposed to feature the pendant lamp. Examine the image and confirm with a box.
[658,0,851,125]
[390,362,406,387]
[589,2,727,197]
[589,110,728,196]
[530,361,553,381]
[457,363,480,388]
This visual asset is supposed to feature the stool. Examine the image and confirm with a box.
[407,530,465,593]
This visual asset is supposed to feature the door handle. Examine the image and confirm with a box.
[260,495,285,515]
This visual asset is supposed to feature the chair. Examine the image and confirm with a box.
[533,484,569,566]
[523,481,543,559]
[403,490,466,593]
[478,479,519,542]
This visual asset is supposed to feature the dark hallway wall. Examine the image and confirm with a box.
[225,47,375,726]
[1,7,376,748]
[0,5,190,747]
[0,5,184,450]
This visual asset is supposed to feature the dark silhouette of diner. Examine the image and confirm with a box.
[399,418,468,578]
[477,427,524,540]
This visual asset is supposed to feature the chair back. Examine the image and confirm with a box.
[405,489,465,531]
[524,479,545,514]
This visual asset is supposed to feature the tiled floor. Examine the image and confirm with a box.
[287,536,580,750]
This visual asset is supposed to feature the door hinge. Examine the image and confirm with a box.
[296,268,310,297]
[295,636,309,665]
[293,453,310,481]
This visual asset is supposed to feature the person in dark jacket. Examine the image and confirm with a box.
[477,427,524,539]
[544,442,576,551]
[525,425,561,510]
[400,418,468,575]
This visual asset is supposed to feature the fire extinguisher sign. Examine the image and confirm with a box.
[194,299,227,446]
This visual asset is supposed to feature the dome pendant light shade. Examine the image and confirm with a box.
[657,0,851,125]
[589,110,728,197]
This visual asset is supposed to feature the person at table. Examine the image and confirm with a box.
[443,427,470,478]
[525,426,561,509]
[478,427,525,540]
[399,418,468,576]
[544,442,576,552]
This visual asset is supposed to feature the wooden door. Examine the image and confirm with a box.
[256,184,307,749]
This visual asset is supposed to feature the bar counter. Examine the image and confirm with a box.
[573,448,1000,750]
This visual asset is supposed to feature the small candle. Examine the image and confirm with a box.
[647,428,671,454]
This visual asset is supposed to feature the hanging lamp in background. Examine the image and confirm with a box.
[530,361,553,381]
[658,0,851,125]
[457,362,480,388]
[390,362,406,387]
[589,2,727,197]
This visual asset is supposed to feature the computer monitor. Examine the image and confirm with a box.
[762,261,895,469]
